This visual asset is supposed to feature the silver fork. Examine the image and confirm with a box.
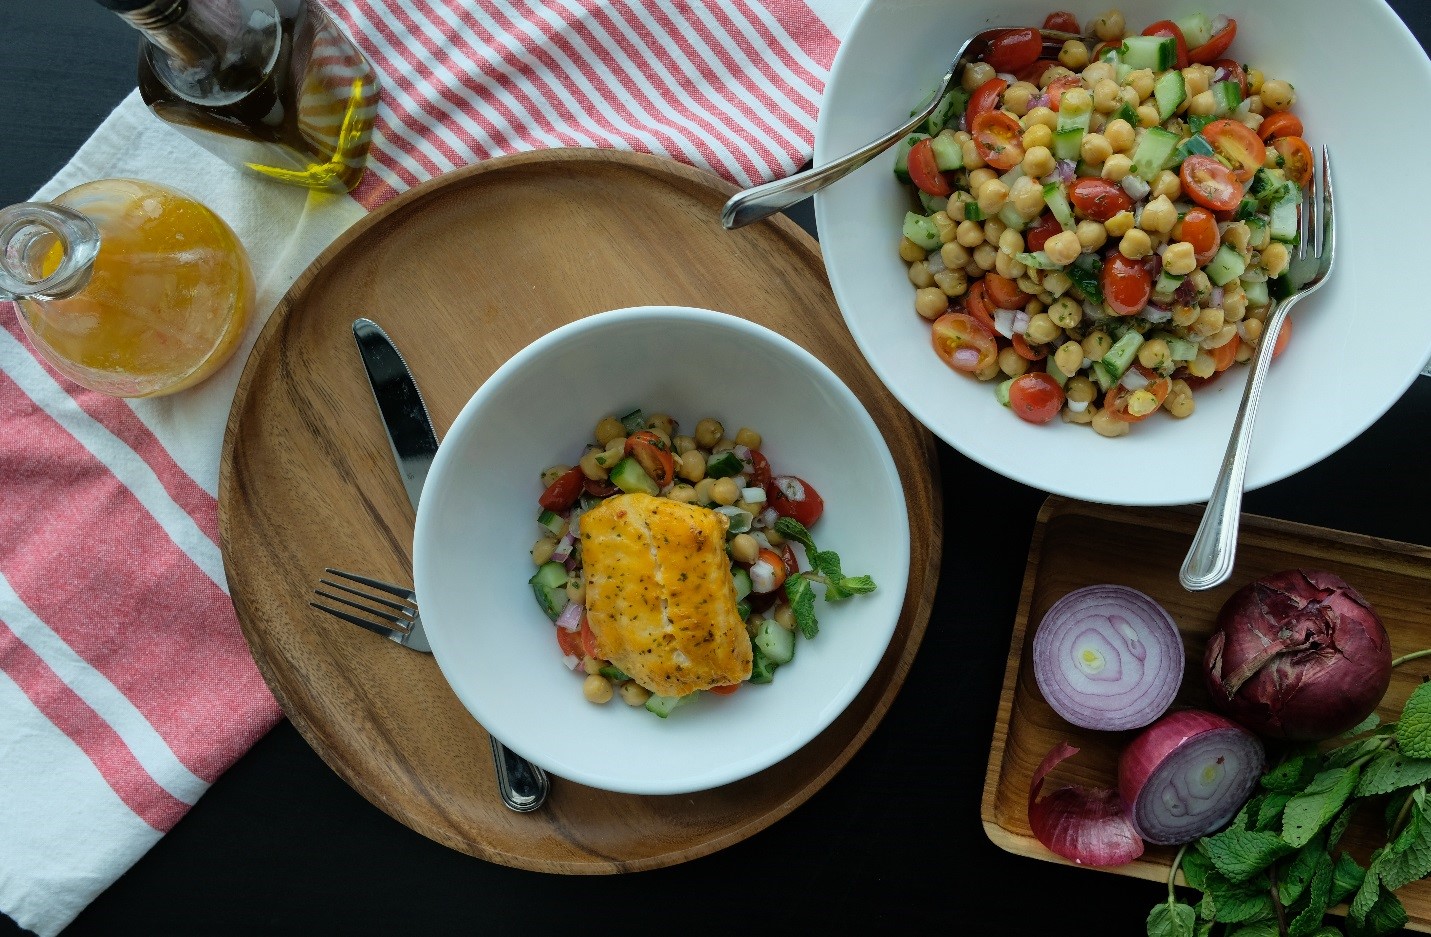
[1180,146,1336,592]
[311,568,551,813]
[720,27,1083,229]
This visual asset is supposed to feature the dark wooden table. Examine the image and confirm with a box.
[3,2,1428,934]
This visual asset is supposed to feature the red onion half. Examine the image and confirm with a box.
[1203,569,1391,740]
[1033,585,1184,732]
[1028,742,1144,867]
[1118,709,1264,846]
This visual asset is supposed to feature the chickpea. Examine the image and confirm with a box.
[1057,39,1090,70]
[729,532,760,564]
[1044,230,1083,266]
[675,448,705,482]
[1164,380,1195,418]
[1148,170,1180,202]
[914,286,949,320]
[667,484,697,504]
[1025,312,1061,345]
[1003,81,1039,116]
[996,228,1025,259]
[1187,351,1216,379]
[1138,338,1172,372]
[1009,175,1047,217]
[998,346,1029,378]
[711,437,736,454]
[1260,79,1295,111]
[532,536,558,565]
[974,357,1002,382]
[1262,242,1291,278]
[947,192,971,223]
[898,237,927,263]
[1083,61,1115,86]
[693,477,716,504]
[1139,195,1177,234]
[1047,296,1082,329]
[1246,68,1265,95]
[619,681,651,707]
[960,139,985,170]
[1022,106,1058,131]
[1021,144,1055,180]
[973,243,998,271]
[1248,221,1271,251]
[1135,104,1161,127]
[1182,66,1210,98]
[1119,228,1153,259]
[1063,405,1095,425]
[1091,407,1129,437]
[983,217,1007,246]
[1104,210,1135,238]
[728,427,760,451]
[1075,220,1108,252]
[994,252,1025,281]
[1066,375,1098,404]
[1102,119,1135,154]
[1187,91,1217,117]
[773,604,796,630]
[1223,222,1251,254]
[1223,290,1248,322]
[706,476,738,506]
[941,241,972,269]
[931,212,957,244]
[566,578,586,604]
[1204,324,1239,349]
[1042,270,1073,298]
[963,61,996,92]
[594,417,624,446]
[579,448,608,480]
[1091,9,1125,40]
[1039,66,1076,90]
[540,464,573,488]
[906,260,933,289]
[1053,341,1083,376]
[1101,154,1133,183]
[1172,304,1200,328]
[1193,306,1226,337]
[1162,241,1197,277]
[693,418,723,448]
[644,414,676,439]
[674,435,698,455]
[1082,330,1113,361]
[933,269,967,298]
[1061,88,1092,114]
[956,219,986,248]
[967,168,996,192]
[1125,69,1155,102]
[1242,317,1264,345]
[1019,275,1044,295]
[1080,132,1113,166]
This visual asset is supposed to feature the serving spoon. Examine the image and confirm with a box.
[719,27,1083,229]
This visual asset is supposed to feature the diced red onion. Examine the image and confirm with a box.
[755,507,778,529]
[1012,310,1031,334]
[1031,92,1049,110]
[563,553,581,574]
[1120,367,1150,391]
[997,72,1018,83]
[994,308,1016,338]
[1055,160,1077,183]
[1028,742,1145,867]
[554,599,583,632]
[1142,305,1173,324]
[750,558,778,594]
[561,652,581,671]
[1032,585,1183,732]
[1209,286,1224,307]
[1067,399,1089,414]
[550,531,576,563]
[1118,710,1265,845]
[1120,175,1150,200]
[1213,66,1229,83]
[1145,253,1163,278]
[925,251,947,275]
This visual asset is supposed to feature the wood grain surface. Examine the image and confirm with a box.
[982,496,1431,930]
[217,148,942,873]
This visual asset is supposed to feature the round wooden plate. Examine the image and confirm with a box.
[218,148,942,872]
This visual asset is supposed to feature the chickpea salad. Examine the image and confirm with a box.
[527,408,875,718]
[896,9,1311,435]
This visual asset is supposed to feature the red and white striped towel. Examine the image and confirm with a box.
[0,2,852,934]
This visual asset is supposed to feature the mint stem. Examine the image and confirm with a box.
[1392,647,1431,668]
[1268,862,1288,936]
[1167,843,1187,904]
[1390,788,1418,841]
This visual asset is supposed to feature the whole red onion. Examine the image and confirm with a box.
[1203,569,1390,741]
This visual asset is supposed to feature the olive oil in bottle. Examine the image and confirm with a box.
[96,0,381,192]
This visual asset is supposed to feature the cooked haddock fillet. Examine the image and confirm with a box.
[580,493,752,696]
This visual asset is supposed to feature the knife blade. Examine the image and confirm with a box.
[350,317,551,813]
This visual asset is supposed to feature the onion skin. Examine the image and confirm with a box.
[1029,742,1145,867]
[1203,569,1391,741]
[1118,709,1264,845]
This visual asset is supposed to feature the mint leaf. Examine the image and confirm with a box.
[1328,737,1387,769]
[1347,885,1408,937]
[1263,754,1313,792]
[1356,750,1431,797]
[837,574,877,595]
[1146,902,1196,937]
[784,575,817,639]
[1288,850,1334,937]
[1278,835,1325,906]
[1344,713,1382,738]
[1283,767,1359,847]
[1349,863,1382,926]
[1225,925,1279,937]
[1397,681,1431,758]
[1181,850,1215,891]
[772,516,815,552]
[1328,803,1356,850]
[1256,792,1293,831]
[1210,890,1275,924]
[809,549,849,599]
[1199,828,1294,883]
[1331,853,1367,905]
[1371,791,1431,891]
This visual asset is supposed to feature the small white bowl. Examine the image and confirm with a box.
[816,0,1431,506]
[413,306,909,795]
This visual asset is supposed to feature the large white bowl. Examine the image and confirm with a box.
[412,307,909,795]
[816,0,1431,506]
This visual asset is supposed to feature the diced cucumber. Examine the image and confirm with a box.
[600,664,630,681]
[1052,127,1084,162]
[1046,357,1070,388]
[1269,197,1300,243]
[1205,244,1248,285]
[1164,336,1199,362]
[925,87,969,135]
[1120,34,1176,72]
[1172,133,1215,168]
[1097,331,1145,385]
[1131,127,1181,182]
[1210,80,1242,116]
[902,211,941,251]
[537,509,565,537]
[753,619,795,665]
[749,646,778,684]
[1174,12,1213,49]
[1241,277,1270,307]
[1043,183,1075,230]
[999,163,1025,190]
[930,130,964,171]
[645,692,692,718]
[736,600,751,620]
[1153,70,1186,122]
[528,562,569,621]
[731,567,752,601]
[1112,102,1140,128]
[892,132,930,184]
[918,191,949,214]
[1234,197,1260,221]
[705,450,743,478]
[618,409,644,433]
[1115,62,1134,84]
[995,378,1013,407]
[962,201,986,222]
[1067,255,1103,304]
[1188,114,1216,134]
[998,202,1027,232]
[715,505,753,533]
[1153,270,1185,295]
[609,456,659,495]
[1016,251,1061,270]
[1055,95,1092,134]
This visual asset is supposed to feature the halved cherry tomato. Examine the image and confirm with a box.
[1178,207,1221,265]
[780,542,800,576]
[1025,213,1062,253]
[624,430,674,487]
[538,465,586,512]
[1015,58,1058,87]
[1008,372,1065,425]
[932,312,999,373]
[579,613,600,659]
[1273,318,1291,358]
[1104,365,1171,422]
[1101,252,1152,316]
[1068,177,1134,222]
[1273,136,1314,187]
[1258,111,1304,142]
[555,625,582,659]
[1210,334,1242,372]
[907,138,952,197]
[1142,20,1189,70]
[1044,75,1082,111]
[708,683,741,696]
[972,111,1025,171]
[965,77,1008,128]
[1011,333,1047,361]
[984,273,1030,310]
[982,28,1042,73]
[1187,17,1236,65]
[769,476,825,528]
[962,279,999,335]
[1043,11,1081,33]
[1180,155,1241,212]
[751,548,789,593]
[1209,59,1248,98]
[1202,119,1265,182]
[583,476,620,498]
[747,448,773,495]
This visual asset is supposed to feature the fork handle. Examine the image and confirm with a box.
[1179,297,1298,591]
[489,736,549,813]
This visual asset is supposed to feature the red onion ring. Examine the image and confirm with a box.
[1118,709,1264,845]
[1032,585,1183,732]
[1028,742,1145,867]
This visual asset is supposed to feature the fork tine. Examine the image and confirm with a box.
[1312,147,1325,260]
[1297,169,1311,262]
[1320,145,1335,270]
[310,601,407,641]
[325,567,416,601]
[313,588,413,630]
[317,577,413,615]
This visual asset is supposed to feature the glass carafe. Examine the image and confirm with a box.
[0,178,255,398]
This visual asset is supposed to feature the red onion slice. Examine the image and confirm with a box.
[554,599,583,632]
[1032,585,1183,732]
[1118,710,1264,846]
[1029,742,1145,867]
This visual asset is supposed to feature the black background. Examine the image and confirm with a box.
[1,2,1428,934]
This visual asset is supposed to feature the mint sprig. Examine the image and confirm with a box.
[774,517,876,639]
